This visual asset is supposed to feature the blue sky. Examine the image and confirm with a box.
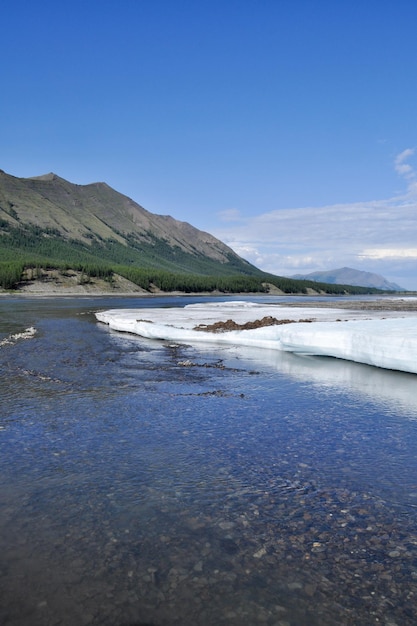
[2,0,417,288]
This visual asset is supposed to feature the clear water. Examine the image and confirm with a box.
[1,295,417,626]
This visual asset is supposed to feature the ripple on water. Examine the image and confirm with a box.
[2,297,417,625]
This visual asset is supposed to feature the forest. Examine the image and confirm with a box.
[0,220,383,295]
[0,259,384,295]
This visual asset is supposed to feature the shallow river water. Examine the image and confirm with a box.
[2,295,417,626]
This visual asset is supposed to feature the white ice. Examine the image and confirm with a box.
[96,301,417,375]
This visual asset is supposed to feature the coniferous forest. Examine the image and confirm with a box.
[0,171,386,295]
[0,219,382,295]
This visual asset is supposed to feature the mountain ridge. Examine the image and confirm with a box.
[0,169,391,295]
[0,169,256,273]
[290,267,405,291]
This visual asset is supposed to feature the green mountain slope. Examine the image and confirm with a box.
[0,170,257,275]
[0,169,386,294]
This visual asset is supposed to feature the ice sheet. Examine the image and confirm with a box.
[96,302,417,375]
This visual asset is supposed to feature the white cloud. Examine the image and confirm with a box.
[395,148,414,166]
[361,248,417,260]
[394,148,417,193]
[211,153,417,289]
[216,208,242,222]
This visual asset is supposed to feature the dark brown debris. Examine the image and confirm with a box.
[194,316,314,333]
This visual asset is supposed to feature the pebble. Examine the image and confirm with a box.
[388,550,401,558]
[253,547,267,559]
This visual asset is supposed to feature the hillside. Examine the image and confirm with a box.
[0,170,387,295]
[0,169,258,276]
[291,267,405,291]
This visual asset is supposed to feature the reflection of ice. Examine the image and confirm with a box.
[228,344,417,415]
[96,301,417,375]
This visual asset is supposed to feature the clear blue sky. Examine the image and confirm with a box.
[2,0,417,288]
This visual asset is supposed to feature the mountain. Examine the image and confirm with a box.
[290,267,405,291]
[0,169,258,276]
[0,170,389,295]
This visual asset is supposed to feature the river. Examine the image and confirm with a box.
[1,295,417,626]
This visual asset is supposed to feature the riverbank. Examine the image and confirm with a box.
[285,296,417,312]
[1,269,416,307]
[0,270,417,310]
[0,270,149,296]
[3,285,417,314]
[0,272,318,298]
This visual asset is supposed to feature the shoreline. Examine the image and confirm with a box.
[1,287,417,312]
[2,270,416,303]
[1,274,417,312]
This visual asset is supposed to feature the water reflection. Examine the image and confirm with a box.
[206,342,417,417]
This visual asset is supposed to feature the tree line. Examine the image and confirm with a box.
[0,259,385,295]
[0,220,385,294]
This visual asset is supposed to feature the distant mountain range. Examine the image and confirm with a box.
[290,267,405,291]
